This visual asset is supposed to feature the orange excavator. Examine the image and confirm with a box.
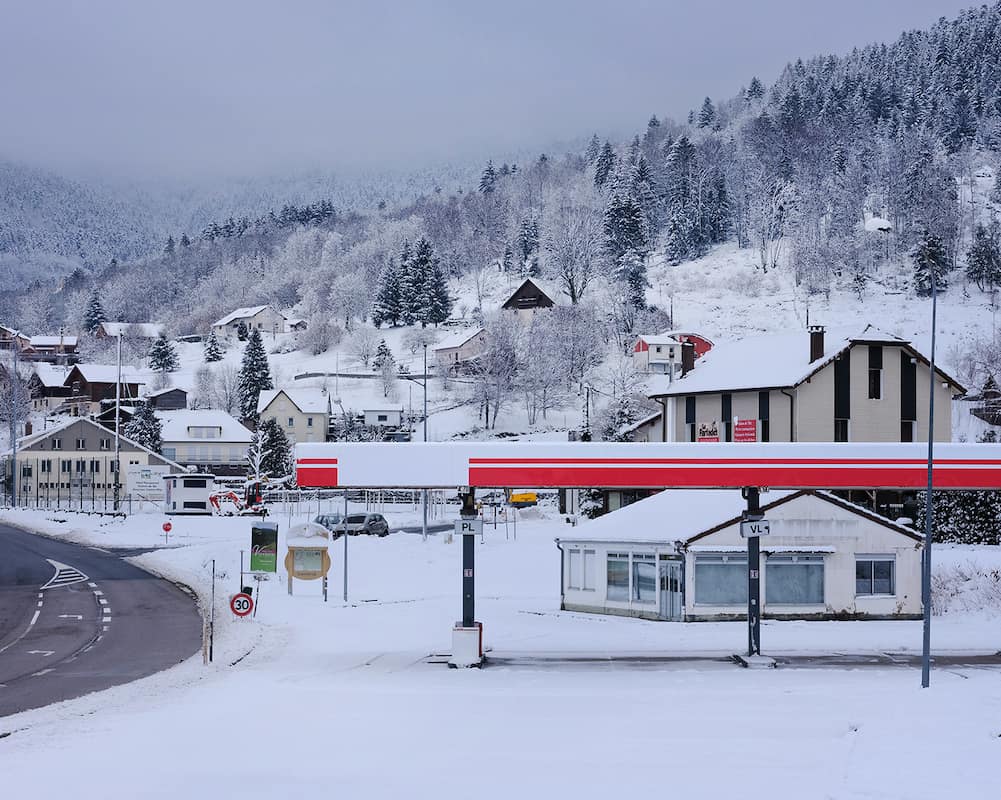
[209,480,267,517]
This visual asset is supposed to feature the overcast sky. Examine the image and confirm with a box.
[0,0,979,178]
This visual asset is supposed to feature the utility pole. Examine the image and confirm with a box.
[422,343,428,542]
[8,337,20,506]
[113,333,122,511]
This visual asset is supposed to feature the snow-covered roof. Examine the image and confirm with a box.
[637,333,682,347]
[434,327,484,351]
[500,277,570,309]
[69,363,145,386]
[864,216,893,233]
[157,409,253,444]
[257,387,330,415]
[618,410,662,437]
[145,386,187,399]
[3,416,184,470]
[29,335,78,347]
[100,322,165,338]
[557,488,919,545]
[213,306,284,327]
[32,363,73,388]
[560,489,787,543]
[648,324,962,397]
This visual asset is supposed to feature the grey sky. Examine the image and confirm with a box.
[0,0,978,177]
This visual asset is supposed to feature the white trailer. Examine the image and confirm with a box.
[163,473,216,515]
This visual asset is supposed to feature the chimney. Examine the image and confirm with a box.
[681,341,696,377]
[808,325,825,362]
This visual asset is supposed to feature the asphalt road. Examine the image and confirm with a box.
[0,523,202,718]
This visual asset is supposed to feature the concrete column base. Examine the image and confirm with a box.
[448,623,483,668]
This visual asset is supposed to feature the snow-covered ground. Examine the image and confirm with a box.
[1,504,1000,799]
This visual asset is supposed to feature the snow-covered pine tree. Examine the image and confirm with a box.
[912,231,949,296]
[479,161,497,194]
[747,76,765,103]
[397,240,417,326]
[164,235,176,255]
[124,401,162,453]
[179,233,191,247]
[427,261,452,326]
[584,134,601,164]
[603,174,649,266]
[258,416,293,480]
[966,223,1001,292]
[83,289,106,334]
[697,97,716,128]
[148,333,179,374]
[408,238,441,328]
[615,249,649,311]
[204,330,223,362]
[237,328,273,421]
[371,258,403,327]
[372,339,393,372]
[600,394,640,442]
[593,141,616,190]
[236,321,249,341]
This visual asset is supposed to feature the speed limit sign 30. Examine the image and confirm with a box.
[230,592,254,617]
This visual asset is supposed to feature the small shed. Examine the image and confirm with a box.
[557,489,922,622]
[363,408,404,428]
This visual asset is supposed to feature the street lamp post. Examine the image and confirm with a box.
[921,246,939,689]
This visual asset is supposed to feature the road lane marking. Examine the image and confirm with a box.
[87,582,97,588]
[37,601,43,607]
[29,611,40,626]
[32,669,54,677]
[93,590,103,596]
[41,560,90,590]
[58,614,84,620]
[98,598,107,605]
[27,650,55,656]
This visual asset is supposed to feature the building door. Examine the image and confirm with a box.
[659,559,683,620]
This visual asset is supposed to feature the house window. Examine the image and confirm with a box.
[655,346,662,353]
[856,556,895,595]
[75,459,86,473]
[377,414,388,422]
[100,438,111,450]
[60,459,72,473]
[758,391,770,442]
[766,554,825,605]
[582,549,595,590]
[21,463,32,478]
[685,397,696,442]
[287,417,294,428]
[834,418,849,442]
[900,420,916,442]
[76,438,87,450]
[606,553,630,601]
[52,438,62,450]
[694,553,748,605]
[632,554,656,603]
[41,460,52,473]
[183,478,208,489]
[868,346,883,400]
[307,417,314,428]
[568,549,581,589]
[90,460,101,473]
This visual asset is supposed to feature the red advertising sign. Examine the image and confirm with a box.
[734,419,758,442]
[697,421,720,443]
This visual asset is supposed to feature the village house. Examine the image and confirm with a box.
[362,408,405,428]
[23,334,78,362]
[557,488,923,622]
[2,417,182,506]
[644,325,964,444]
[632,331,713,376]
[212,305,287,340]
[27,363,74,412]
[158,409,253,476]
[144,386,188,411]
[257,387,331,444]
[433,326,485,373]
[0,325,31,352]
[61,363,145,416]
[500,277,568,324]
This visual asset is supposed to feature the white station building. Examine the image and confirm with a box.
[556,488,923,622]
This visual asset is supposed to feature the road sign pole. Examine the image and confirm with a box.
[743,487,762,657]
[459,488,477,628]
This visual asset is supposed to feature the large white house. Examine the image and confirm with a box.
[557,488,922,622]
[257,387,331,444]
[158,409,253,476]
[212,305,287,339]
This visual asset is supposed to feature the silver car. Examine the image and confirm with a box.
[335,513,390,537]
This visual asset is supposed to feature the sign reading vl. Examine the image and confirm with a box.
[740,519,770,538]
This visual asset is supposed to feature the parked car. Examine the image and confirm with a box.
[335,513,390,537]
[313,512,344,538]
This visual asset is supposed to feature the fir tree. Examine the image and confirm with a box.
[912,231,949,296]
[236,321,249,341]
[601,394,640,442]
[603,177,649,265]
[615,249,649,311]
[747,76,765,103]
[238,328,273,421]
[593,141,616,189]
[479,161,497,194]
[584,134,601,164]
[124,401,162,453]
[426,260,452,326]
[966,222,1001,292]
[397,240,417,326]
[179,233,191,247]
[204,331,223,362]
[372,258,403,327]
[148,334,179,374]
[257,416,293,479]
[164,235,175,255]
[372,339,393,372]
[697,97,716,128]
[83,289,106,334]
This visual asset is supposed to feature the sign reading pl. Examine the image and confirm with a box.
[126,465,169,501]
[455,519,483,536]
